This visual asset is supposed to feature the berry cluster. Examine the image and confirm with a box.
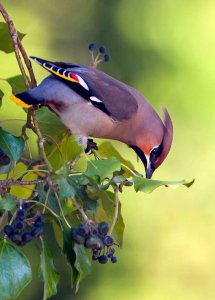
[71,221,118,264]
[88,43,111,62]
[3,203,43,246]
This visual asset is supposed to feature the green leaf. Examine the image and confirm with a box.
[39,239,60,300]
[134,177,195,194]
[0,196,16,211]
[0,22,26,53]
[0,239,32,300]
[99,141,135,177]
[7,75,26,94]
[0,128,24,162]
[63,228,79,289]
[73,244,91,293]
[85,157,121,181]
[36,107,67,142]
[55,177,76,199]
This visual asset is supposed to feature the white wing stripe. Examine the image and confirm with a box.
[76,75,89,90]
[90,96,102,103]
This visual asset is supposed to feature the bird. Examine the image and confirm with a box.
[10,52,173,179]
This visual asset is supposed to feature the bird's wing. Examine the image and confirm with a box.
[30,57,138,120]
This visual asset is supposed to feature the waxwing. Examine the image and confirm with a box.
[10,55,173,179]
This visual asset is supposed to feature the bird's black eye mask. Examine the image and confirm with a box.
[149,143,163,166]
[130,142,163,171]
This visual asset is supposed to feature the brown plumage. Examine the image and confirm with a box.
[13,56,173,178]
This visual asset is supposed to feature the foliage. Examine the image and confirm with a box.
[0,7,194,300]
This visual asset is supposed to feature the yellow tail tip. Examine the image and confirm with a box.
[10,95,32,108]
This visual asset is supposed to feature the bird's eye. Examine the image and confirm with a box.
[150,144,162,158]
[151,148,159,155]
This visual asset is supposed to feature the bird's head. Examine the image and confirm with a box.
[131,108,173,179]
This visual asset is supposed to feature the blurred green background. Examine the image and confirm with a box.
[1,0,215,299]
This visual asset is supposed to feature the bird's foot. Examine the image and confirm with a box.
[85,138,98,154]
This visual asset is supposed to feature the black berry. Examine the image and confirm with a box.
[106,248,115,258]
[71,228,85,245]
[10,233,22,244]
[16,209,25,220]
[3,225,13,236]
[98,222,109,236]
[22,202,30,210]
[85,235,104,250]
[103,235,114,247]
[77,223,90,237]
[103,54,111,62]
[98,255,108,264]
[111,256,118,263]
[14,220,25,231]
[88,43,96,51]
[22,232,33,243]
[99,45,106,53]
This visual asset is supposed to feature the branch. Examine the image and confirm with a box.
[0,3,32,88]
[108,186,119,235]
[0,178,46,187]
[70,197,89,222]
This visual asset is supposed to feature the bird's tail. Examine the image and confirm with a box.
[10,91,45,108]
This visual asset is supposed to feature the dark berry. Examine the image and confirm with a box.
[99,45,106,53]
[103,54,111,62]
[16,209,25,220]
[33,221,43,227]
[77,223,90,237]
[3,225,13,236]
[71,228,85,245]
[22,232,33,243]
[10,232,22,244]
[85,235,104,250]
[103,235,114,247]
[98,222,109,236]
[106,248,115,258]
[35,213,43,222]
[31,226,43,237]
[14,220,25,231]
[98,255,108,264]
[22,202,30,210]
[88,43,96,51]
[111,256,118,263]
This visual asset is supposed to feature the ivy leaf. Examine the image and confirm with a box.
[55,177,76,199]
[0,196,16,211]
[0,128,24,162]
[0,239,32,300]
[0,22,26,53]
[134,177,195,194]
[7,75,26,94]
[85,157,121,181]
[73,244,91,293]
[36,107,67,142]
[39,239,60,300]
[63,228,79,290]
[99,142,135,177]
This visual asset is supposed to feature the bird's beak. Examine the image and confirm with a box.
[145,165,154,179]
[145,155,154,179]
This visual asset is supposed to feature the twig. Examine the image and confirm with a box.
[108,186,119,235]
[0,3,30,88]
[70,197,89,222]
[0,178,46,187]
[54,191,71,228]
